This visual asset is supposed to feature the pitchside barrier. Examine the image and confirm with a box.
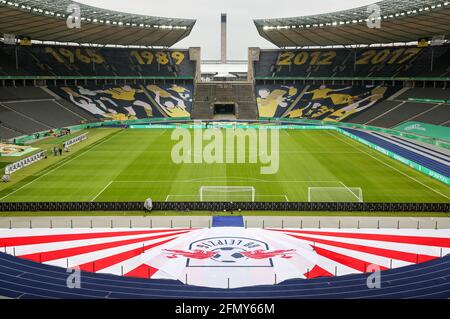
[261,118,450,150]
[63,133,88,148]
[0,201,448,212]
[9,117,191,145]
[4,151,46,175]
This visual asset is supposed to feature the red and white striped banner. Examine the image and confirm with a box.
[1,227,449,288]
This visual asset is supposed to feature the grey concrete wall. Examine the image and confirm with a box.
[1,216,449,230]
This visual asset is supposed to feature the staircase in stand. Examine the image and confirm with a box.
[192,82,258,120]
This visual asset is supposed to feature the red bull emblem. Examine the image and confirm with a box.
[241,249,296,259]
[164,249,217,259]
[164,248,295,260]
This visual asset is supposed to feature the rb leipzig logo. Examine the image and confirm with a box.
[163,237,296,267]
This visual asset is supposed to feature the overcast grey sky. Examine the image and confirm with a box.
[78,0,375,60]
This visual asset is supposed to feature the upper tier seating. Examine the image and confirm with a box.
[255,45,450,78]
[0,45,195,78]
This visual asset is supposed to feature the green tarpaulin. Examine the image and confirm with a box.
[394,122,450,143]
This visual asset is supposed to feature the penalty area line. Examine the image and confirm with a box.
[165,194,291,202]
[339,181,363,202]
[91,181,113,202]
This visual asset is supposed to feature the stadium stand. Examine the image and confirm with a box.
[0,252,449,299]
[3,100,84,129]
[253,46,450,79]
[0,0,449,302]
[256,83,399,121]
[346,101,405,125]
[343,128,450,178]
[192,82,258,119]
[0,124,21,140]
[412,104,450,126]
[347,87,450,127]
[0,81,195,139]
[397,87,450,100]
[52,98,99,123]
[50,83,194,120]
[254,82,450,128]
[365,102,442,128]
[0,45,196,78]
[0,86,53,101]
[251,1,450,137]
[0,103,51,136]
[0,86,94,139]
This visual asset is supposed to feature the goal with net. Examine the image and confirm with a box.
[308,187,363,202]
[199,186,256,202]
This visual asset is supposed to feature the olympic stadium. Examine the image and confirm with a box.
[0,0,449,301]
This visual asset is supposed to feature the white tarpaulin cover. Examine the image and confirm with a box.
[0,227,449,288]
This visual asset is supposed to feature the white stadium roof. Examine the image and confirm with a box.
[0,0,196,46]
[254,0,450,47]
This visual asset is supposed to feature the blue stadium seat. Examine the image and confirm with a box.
[1,252,449,299]
[343,129,450,178]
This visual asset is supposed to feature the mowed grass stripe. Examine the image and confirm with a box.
[0,129,124,201]
[0,129,449,203]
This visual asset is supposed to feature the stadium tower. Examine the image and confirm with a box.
[221,13,227,63]
[191,13,259,120]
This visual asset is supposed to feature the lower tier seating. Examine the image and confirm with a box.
[343,128,450,178]
[0,252,448,299]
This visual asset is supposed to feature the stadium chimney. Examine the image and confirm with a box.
[221,13,227,63]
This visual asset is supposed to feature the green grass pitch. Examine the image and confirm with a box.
[0,128,449,203]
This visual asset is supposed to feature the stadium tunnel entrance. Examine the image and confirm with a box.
[214,103,235,115]
[213,102,237,120]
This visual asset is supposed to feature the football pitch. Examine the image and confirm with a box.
[0,128,449,203]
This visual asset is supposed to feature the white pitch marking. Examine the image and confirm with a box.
[165,194,290,201]
[113,180,340,184]
[339,181,363,202]
[91,181,113,202]
[0,130,125,201]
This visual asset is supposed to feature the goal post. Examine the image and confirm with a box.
[308,187,363,203]
[199,186,256,202]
